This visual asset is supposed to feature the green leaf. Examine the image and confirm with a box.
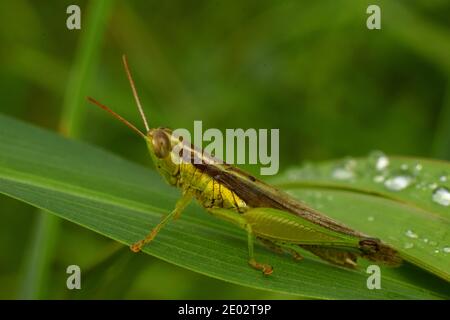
[272,155,450,278]
[0,114,449,299]
[272,156,450,282]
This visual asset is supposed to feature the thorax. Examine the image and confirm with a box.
[176,163,247,212]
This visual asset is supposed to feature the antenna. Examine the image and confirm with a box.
[122,54,150,132]
[87,97,147,139]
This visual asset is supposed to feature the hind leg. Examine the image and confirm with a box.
[258,238,304,261]
[207,208,273,275]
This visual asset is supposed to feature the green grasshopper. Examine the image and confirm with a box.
[88,55,402,275]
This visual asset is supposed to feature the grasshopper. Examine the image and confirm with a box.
[88,55,402,275]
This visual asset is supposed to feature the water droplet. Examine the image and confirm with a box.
[369,151,389,171]
[414,163,423,173]
[432,187,450,206]
[400,164,409,170]
[384,175,413,191]
[336,171,355,180]
[423,238,429,243]
[331,160,356,181]
[434,249,440,254]
[405,230,418,239]
[443,247,450,253]
[439,175,447,182]
[367,216,374,222]
[404,243,414,249]
[428,183,438,190]
[373,175,385,183]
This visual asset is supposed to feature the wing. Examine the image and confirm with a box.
[193,161,366,238]
[192,160,402,266]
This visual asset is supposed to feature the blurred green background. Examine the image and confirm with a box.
[0,0,449,299]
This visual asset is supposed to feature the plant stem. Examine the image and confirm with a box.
[18,213,59,299]
[18,0,114,299]
[60,0,114,137]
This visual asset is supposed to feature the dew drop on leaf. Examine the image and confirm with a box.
[432,187,450,206]
[405,230,418,239]
[369,151,389,171]
[428,183,438,190]
[332,168,354,180]
[384,175,413,191]
[404,243,414,249]
[413,163,423,173]
[331,159,357,181]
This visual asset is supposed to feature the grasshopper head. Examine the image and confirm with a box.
[88,55,183,186]
[146,127,180,185]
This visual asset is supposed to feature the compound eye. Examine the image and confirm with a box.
[152,130,171,158]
